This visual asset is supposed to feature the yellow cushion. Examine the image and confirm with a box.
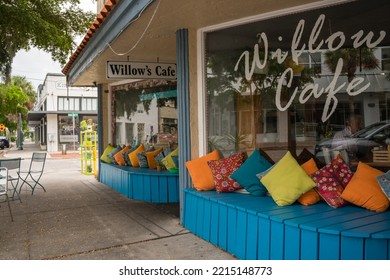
[341,162,389,212]
[128,144,145,167]
[297,158,321,206]
[161,148,178,170]
[261,151,316,206]
[185,150,220,191]
[100,144,116,164]
[113,146,131,166]
[146,148,164,169]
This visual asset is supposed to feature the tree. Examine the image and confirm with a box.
[324,48,379,116]
[0,0,96,84]
[0,82,29,131]
[11,76,36,110]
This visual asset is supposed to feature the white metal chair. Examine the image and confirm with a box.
[0,167,14,221]
[0,158,22,202]
[18,152,47,195]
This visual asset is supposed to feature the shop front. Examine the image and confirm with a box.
[63,0,390,259]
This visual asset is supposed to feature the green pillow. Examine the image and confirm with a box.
[161,147,178,170]
[100,144,116,164]
[260,151,316,206]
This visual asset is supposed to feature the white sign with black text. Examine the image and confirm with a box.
[107,61,176,80]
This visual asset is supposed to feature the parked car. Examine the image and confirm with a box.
[0,136,10,150]
[314,120,390,163]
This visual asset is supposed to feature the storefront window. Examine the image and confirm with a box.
[112,81,177,147]
[205,0,390,168]
[58,115,79,144]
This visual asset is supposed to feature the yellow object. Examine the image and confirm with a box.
[80,130,97,175]
[161,147,179,170]
[261,151,316,206]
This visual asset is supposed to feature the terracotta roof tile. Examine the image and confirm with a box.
[62,0,119,75]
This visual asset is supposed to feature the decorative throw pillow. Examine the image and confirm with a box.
[258,148,275,164]
[171,155,179,169]
[341,162,389,212]
[123,146,137,166]
[185,150,221,191]
[296,148,326,169]
[207,152,246,193]
[297,158,321,206]
[260,151,316,206]
[129,144,145,167]
[100,144,116,164]
[107,145,122,165]
[311,155,353,208]
[113,145,131,166]
[161,148,178,170]
[146,148,163,169]
[230,150,272,196]
[377,170,390,199]
[136,152,149,168]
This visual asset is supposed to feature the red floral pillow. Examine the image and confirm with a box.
[311,155,353,208]
[207,152,246,193]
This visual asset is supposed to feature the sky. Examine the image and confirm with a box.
[11,0,97,90]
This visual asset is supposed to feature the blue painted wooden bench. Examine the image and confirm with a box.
[99,162,179,203]
[183,188,390,260]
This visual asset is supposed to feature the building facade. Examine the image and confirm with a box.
[62,0,390,257]
[28,73,98,152]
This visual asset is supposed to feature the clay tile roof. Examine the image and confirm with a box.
[62,0,119,76]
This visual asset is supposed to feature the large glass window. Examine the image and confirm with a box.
[205,0,390,168]
[112,81,177,147]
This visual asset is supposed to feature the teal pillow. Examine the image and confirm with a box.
[230,150,272,196]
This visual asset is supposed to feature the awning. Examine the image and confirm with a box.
[140,90,177,101]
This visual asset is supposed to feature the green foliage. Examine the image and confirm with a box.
[324,48,379,81]
[0,0,96,83]
[0,76,35,133]
[0,82,29,130]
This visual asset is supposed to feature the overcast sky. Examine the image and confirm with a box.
[11,0,97,90]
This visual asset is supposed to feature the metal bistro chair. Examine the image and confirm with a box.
[0,167,14,221]
[0,157,22,202]
[18,152,47,195]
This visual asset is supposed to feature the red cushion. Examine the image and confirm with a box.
[207,152,246,193]
[311,155,353,208]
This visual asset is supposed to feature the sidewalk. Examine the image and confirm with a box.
[0,142,235,260]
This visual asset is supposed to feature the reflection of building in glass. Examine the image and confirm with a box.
[113,81,177,147]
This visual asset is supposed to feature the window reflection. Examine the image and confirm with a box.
[113,81,178,148]
[205,0,390,169]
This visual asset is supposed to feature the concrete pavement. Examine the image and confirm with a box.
[0,142,235,260]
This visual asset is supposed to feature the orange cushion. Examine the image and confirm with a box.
[128,144,145,167]
[297,158,321,206]
[146,148,164,169]
[185,150,220,191]
[341,162,389,212]
[113,146,131,166]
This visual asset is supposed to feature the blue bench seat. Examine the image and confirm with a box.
[100,162,179,203]
[183,188,390,260]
